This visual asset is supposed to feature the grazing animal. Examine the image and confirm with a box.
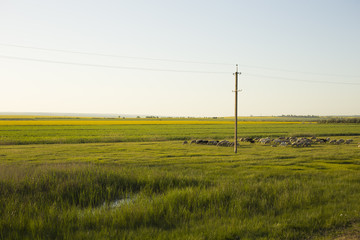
[208,141,218,145]
[217,140,228,147]
[259,138,271,144]
[217,140,234,147]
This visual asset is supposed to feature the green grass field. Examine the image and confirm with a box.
[0,117,359,239]
[1,122,359,145]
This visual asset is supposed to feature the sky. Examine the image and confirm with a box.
[0,0,359,117]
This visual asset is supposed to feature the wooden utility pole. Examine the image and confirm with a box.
[234,64,241,153]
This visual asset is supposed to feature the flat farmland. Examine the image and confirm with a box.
[0,117,359,145]
[0,117,359,239]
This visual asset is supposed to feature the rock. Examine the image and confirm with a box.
[217,140,229,147]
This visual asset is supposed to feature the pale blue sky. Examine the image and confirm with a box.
[1,0,359,116]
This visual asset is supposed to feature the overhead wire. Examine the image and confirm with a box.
[1,43,360,78]
[0,43,359,86]
[240,64,360,79]
[1,54,359,86]
[0,55,230,74]
[246,73,360,86]
[0,43,234,66]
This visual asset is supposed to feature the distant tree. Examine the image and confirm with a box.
[318,117,360,124]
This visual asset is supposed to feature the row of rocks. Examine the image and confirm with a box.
[183,136,356,148]
[183,139,238,147]
[255,136,354,147]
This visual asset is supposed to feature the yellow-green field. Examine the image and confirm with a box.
[0,115,318,126]
[0,117,358,146]
[0,120,305,126]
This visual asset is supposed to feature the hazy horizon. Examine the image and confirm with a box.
[1,111,360,119]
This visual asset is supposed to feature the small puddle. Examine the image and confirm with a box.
[107,195,137,208]
[78,195,138,217]
[79,194,159,218]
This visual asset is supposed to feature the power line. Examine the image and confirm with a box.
[0,43,234,66]
[1,54,359,86]
[1,43,359,78]
[247,73,360,86]
[241,64,360,79]
[0,55,229,74]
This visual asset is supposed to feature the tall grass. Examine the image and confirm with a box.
[1,139,360,239]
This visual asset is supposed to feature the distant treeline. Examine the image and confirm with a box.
[319,118,360,124]
[279,115,320,118]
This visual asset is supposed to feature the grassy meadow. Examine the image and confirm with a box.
[0,116,359,145]
[0,116,359,239]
